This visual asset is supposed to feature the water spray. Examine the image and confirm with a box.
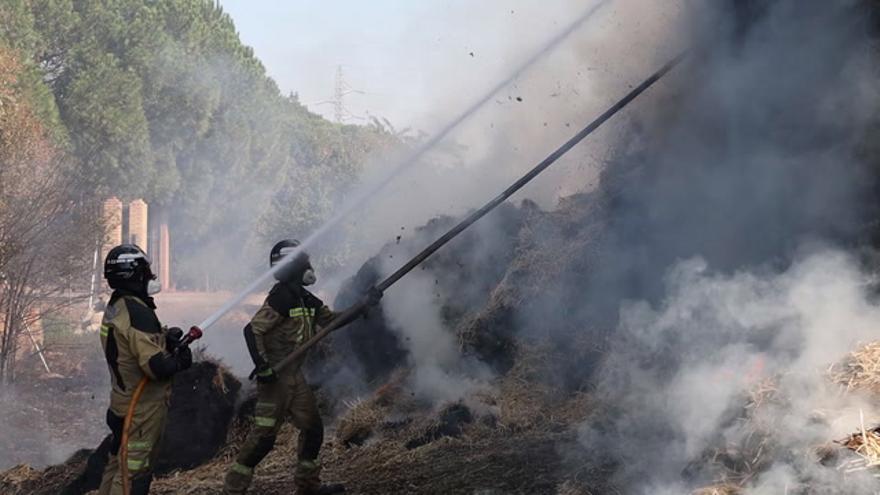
[270,51,688,374]
[195,0,611,333]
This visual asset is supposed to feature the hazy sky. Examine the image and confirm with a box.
[217,1,687,208]
[217,1,613,131]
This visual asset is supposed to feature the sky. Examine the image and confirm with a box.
[217,0,636,131]
[217,1,687,206]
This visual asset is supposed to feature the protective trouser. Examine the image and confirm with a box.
[98,400,168,495]
[223,371,324,494]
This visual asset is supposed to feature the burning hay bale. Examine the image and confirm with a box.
[830,341,880,394]
[158,359,241,471]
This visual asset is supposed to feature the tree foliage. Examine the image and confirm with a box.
[0,46,102,382]
[0,0,401,289]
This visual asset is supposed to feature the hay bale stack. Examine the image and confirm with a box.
[157,359,240,471]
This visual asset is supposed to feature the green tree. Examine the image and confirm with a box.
[0,0,407,289]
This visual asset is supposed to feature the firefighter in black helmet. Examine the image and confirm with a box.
[98,244,193,495]
[223,240,382,495]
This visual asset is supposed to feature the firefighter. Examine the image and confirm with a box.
[223,239,382,495]
[98,244,193,495]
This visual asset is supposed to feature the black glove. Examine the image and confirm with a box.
[254,364,278,384]
[165,327,184,352]
[175,344,193,371]
[148,344,192,380]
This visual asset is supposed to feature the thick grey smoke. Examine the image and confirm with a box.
[555,0,880,492]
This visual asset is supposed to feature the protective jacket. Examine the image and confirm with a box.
[244,282,336,372]
[100,292,174,413]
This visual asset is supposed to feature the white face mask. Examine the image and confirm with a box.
[147,279,162,295]
[302,268,317,286]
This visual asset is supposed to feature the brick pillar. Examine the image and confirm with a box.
[102,197,123,262]
[159,223,172,291]
[128,199,149,250]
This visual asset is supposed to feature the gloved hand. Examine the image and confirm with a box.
[175,344,193,371]
[364,286,383,307]
[359,287,383,319]
[254,364,278,384]
[165,327,184,351]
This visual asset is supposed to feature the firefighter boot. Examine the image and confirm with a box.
[294,459,345,495]
[222,463,254,495]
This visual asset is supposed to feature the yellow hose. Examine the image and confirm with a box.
[120,377,148,495]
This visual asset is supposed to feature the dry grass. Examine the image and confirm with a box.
[145,355,603,494]
[0,465,39,488]
[827,342,880,475]
[335,397,388,447]
[691,483,742,495]
[692,377,785,492]
[830,341,880,393]
[835,409,880,477]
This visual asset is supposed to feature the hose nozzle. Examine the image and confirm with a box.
[181,326,203,346]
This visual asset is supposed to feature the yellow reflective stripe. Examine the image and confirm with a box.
[100,325,110,337]
[232,463,254,475]
[127,440,150,451]
[127,458,148,471]
[289,307,316,317]
[254,416,276,427]
[255,401,275,409]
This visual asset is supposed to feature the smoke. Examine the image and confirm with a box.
[377,262,494,404]
[551,0,880,492]
[585,250,880,493]
[339,0,691,263]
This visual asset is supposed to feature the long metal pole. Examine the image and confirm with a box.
[271,52,688,374]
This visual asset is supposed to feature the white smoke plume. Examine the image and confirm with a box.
[585,249,880,493]
[377,261,494,404]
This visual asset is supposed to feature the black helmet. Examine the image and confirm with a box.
[270,239,313,285]
[270,239,301,267]
[104,244,158,294]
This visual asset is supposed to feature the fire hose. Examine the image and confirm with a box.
[268,51,688,377]
[120,326,202,495]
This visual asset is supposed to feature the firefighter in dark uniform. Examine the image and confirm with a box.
[99,244,193,495]
[223,240,381,495]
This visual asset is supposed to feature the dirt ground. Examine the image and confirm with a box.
[0,332,108,471]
